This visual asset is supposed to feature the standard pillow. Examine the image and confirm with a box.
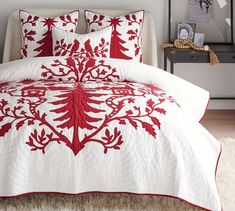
[19,10,79,58]
[85,10,144,63]
[52,26,112,58]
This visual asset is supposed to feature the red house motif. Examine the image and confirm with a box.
[21,86,46,97]
[111,85,135,95]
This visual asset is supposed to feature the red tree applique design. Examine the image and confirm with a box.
[40,56,120,82]
[50,84,104,154]
[54,38,110,58]
[34,18,58,57]
[0,81,178,156]
[108,17,132,60]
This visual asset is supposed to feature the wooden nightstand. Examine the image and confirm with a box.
[163,44,235,100]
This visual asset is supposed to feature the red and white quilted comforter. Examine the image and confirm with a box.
[0,56,221,210]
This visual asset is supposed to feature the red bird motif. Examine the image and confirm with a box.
[70,39,79,55]
[84,40,94,57]
[85,58,96,70]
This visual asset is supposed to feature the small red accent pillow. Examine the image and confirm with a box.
[19,10,79,58]
[85,10,144,63]
[52,26,112,58]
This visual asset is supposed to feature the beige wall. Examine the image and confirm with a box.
[0,0,234,108]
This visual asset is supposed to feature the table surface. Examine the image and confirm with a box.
[165,44,235,53]
[207,44,235,52]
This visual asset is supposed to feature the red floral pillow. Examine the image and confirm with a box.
[85,10,144,63]
[19,10,79,58]
[52,26,112,58]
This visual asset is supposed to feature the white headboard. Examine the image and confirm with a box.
[3,9,158,66]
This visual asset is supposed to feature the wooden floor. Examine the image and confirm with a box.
[201,110,235,139]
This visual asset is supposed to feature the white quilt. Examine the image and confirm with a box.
[0,56,221,210]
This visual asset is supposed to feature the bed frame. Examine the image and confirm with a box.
[2,9,158,66]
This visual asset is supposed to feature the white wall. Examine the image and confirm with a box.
[0,0,234,109]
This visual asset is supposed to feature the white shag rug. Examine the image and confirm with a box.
[0,138,234,211]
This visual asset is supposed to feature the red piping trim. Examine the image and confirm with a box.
[0,145,222,211]
[199,94,211,122]
[215,144,223,211]
[84,9,145,18]
[215,144,222,177]
[19,9,80,21]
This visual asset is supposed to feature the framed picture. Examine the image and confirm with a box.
[177,22,197,40]
[168,0,233,44]
[194,32,205,47]
[189,0,213,22]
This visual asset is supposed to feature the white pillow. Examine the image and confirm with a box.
[85,10,144,62]
[52,26,112,58]
[19,10,79,58]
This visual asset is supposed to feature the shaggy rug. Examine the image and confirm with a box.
[0,138,234,211]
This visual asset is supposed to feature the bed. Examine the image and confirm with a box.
[0,9,222,211]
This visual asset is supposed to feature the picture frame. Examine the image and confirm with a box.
[168,0,234,44]
[194,32,205,47]
[177,22,197,40]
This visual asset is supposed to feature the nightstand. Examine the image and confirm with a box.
[163,44,235,100]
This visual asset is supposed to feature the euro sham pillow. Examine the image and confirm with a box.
[52,26,112,58]
[19,10,79,58]
[85,10,144,63]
